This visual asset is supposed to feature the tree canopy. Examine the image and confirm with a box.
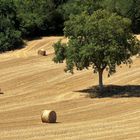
[0,0,140,53]
[0,0,67,53]
[53,10,139,93]
[15,0,66,37]
[102,0,140,33]
[0,0,22,52]
[62,0,103,20]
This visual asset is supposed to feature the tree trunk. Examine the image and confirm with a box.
[98,69,104,93]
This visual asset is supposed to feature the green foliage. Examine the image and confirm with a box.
[62,0,103,20]
[53,10,139,89]
[53,40,66,63]
[0,0,66,52]
[0,0,22,53]
[14,0,66,37]
[102,0,140,33]
[62,0,140,33]
[1,0,140,53]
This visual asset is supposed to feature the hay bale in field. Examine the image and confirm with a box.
[41,110,57,123]
[0,88,4,94]
[136,53,140,58]
[45,50,48,56]
[38,49,47,56]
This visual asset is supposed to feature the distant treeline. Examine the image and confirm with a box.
[0,0,140,52]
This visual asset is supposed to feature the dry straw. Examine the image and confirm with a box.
[41,110,57,123]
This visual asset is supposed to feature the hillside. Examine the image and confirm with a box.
[0,36,140,140]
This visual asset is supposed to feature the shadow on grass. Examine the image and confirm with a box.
[24,36,42,41]
[42,122,61,125]
[76,85,140,98]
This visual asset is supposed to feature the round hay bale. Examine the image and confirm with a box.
[45,50,48,56]
[0,88,3,94]
[41,110,57,123]
[136,53,140,58]
[38,49,46,56]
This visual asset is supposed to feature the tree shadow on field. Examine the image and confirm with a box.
[76,85,140,98]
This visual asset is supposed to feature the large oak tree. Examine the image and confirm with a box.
[53,10,139,94]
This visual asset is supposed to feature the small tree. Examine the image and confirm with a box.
[53,10,139,94]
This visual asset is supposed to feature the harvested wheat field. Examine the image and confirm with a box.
[0,36,140,140]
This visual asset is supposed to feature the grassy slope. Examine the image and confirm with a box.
[0,36,140,140]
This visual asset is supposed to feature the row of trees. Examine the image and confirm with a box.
[0,0,140,53]
[0,0,68,52]
[14,0,67,37]
[62,0,140,33]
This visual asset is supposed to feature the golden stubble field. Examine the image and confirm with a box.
[0,36,140,140]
